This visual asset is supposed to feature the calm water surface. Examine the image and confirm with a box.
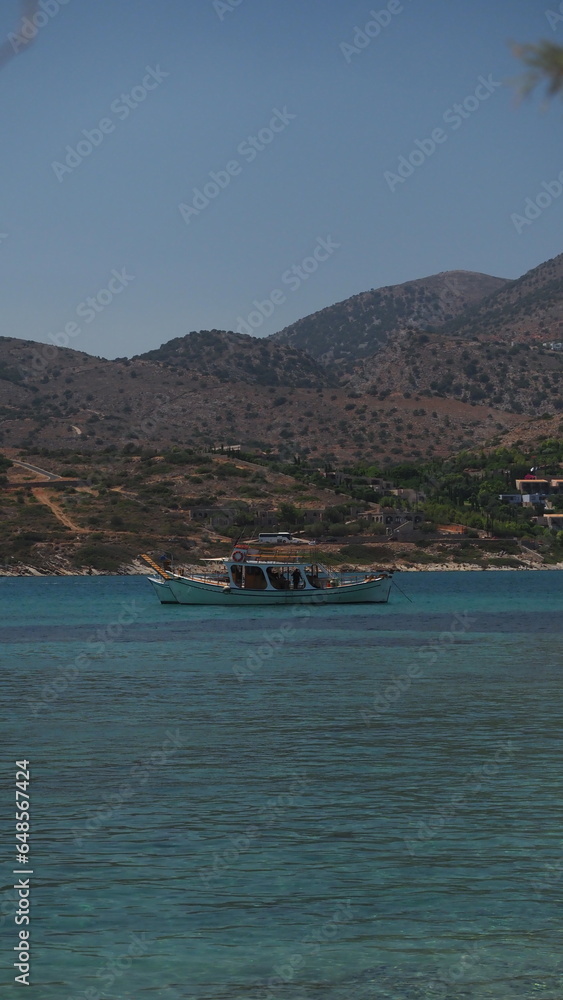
[1,571,562,1000]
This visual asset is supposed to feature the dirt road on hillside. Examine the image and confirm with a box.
[33,489,87,533]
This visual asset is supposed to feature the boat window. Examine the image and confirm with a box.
[244,566,268,590]
[231,566,243,589]
[267,567,287,590]
[305,565,323,588]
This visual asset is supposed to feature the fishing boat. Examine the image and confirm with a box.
[147,575,179,604]
[142,548,392,607]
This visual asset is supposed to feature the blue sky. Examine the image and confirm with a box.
[1,0,561,358]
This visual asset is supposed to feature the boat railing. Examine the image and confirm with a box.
[334,571,388,585]
[170,562,388,588]
[171,568,228,585]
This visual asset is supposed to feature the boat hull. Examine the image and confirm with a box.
[148,576,179,604]
[167,574,392,606]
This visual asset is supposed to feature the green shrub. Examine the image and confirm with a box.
[73,543,133,572]
[165,450,195,464]
[338,544,378,564]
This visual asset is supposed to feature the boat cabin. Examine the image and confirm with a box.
[228,560,325,592]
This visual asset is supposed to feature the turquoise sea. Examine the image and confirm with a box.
[1,571,563,1000]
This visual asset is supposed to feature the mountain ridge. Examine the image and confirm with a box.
[0,253,561,462]
[135,329,334,387]
[271,269,510,367]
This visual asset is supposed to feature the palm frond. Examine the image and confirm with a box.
[512,40,563,100]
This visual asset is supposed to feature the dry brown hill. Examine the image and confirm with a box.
[0,337,521,464]
[339,255,563,417]
[135,329,333,387]
[437,252,563,344]
[1,252,561,463]
[349,330,563,416]
[272,270,508,367]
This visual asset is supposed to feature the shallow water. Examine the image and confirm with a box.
[1,572,563,999]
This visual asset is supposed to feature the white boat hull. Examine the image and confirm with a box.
[148,576,179,604]
[167,574,392,606]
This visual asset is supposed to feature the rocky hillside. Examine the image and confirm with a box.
[272,270,508,368]
[436,252,563,344]
[348,254,563,415]
[0,336,523,463]
[349,330,563,416]
[136,329,333,387]
[1,252,562,463]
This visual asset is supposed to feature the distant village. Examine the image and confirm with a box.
[167,450,563,541]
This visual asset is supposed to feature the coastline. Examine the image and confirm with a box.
[2,561,563,578]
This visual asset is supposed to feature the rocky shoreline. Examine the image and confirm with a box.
[0,560,152,578]
[2,560,563,578]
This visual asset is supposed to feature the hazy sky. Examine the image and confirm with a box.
[1,0,561,358]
